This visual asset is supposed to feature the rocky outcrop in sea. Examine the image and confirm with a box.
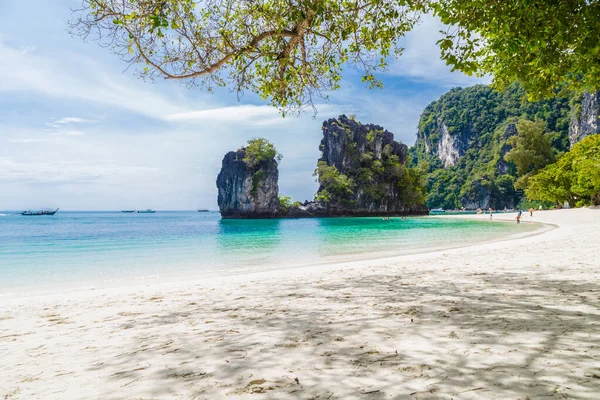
[314,115,427,216]
[216,149,280,218]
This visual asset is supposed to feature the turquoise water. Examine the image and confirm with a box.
[0,211,538,294]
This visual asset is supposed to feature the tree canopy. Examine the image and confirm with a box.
[433,0,600,101]
[70,1,600,112]
[504,119,556,189]
[526,134,600,207]
[242,137,281,167]
[70,0,420,114]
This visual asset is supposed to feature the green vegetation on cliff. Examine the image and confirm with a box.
[241,138,282,195]
[411,84,571,209]
[243,138,282,168]
[314,161,355,204]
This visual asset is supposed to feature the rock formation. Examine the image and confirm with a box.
[569,91,600,147]
[419,116,472,168]
[313,115,427,216]
[216,116,429,218]
[319,115,407,169]
[460,180,492,210]
[437,120,463,167]
[496,123,517,175]
[216,148,280,218]
[415,87,482,169]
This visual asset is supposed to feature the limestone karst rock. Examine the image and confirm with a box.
[314,115,427,216]
[215,116,428,218]
[569,91,600,147]
[216,148,280,218]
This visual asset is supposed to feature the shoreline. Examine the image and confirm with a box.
[1,208,599,399]
[1,216,548,301]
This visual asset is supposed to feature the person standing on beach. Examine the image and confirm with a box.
[529,207,534,217]
[517,212,521,224]
[489,208,493,220]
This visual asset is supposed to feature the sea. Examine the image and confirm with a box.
[0,211,540,296]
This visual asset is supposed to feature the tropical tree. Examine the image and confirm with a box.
[433,0,600,101]
[70,0,600,113]
[526,135,600,206]
[278,194,292,211]
[70,0,420,114]
[504,119,556,189]
[525,163,576,207]
[314,161,355,203]
[243,138,282,167]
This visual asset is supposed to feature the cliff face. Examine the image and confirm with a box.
[418,115,473,168]
[457,125,518,210]
[460,180,492,210]
[569,91,600,147]
[216,149,280,218]
[315,115,427,215]
[415,87,486,169]
[496,123,517,175]
[437,120,465,167]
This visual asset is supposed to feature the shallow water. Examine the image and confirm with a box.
[0,211,539,294]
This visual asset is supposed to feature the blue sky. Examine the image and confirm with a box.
[0,2,486,210]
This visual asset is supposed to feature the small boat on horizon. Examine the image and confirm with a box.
[430,208,445,213]
[121,210,135,213]
[21,208,59,216]
[197,209,209,212]
[137,209,156,214]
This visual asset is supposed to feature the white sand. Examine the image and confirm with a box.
[1,208,599,399]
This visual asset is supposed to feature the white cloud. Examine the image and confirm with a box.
[56,117,97,124]
[388,14,490,87]
[0,39,190,118]
[46,117,97,128]
[62,130,85,137]
[0,38,345,128]
[9,138,47,144]
[165,104,285,124]
[164,103,343,126]
[0,157,158,185]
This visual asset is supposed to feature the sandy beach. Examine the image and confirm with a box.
[1,208,599,399]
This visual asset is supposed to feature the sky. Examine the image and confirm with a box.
[0,2,487,211]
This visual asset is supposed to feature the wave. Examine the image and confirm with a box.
[0,214,7,217]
